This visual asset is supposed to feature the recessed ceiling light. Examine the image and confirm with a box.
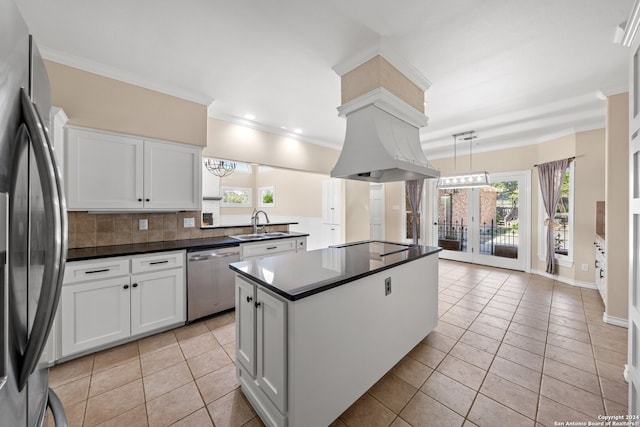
[244,113,256,120]
[293,128,303,134]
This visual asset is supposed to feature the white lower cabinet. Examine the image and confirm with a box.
[61,276,131,356]
[321,224,341,247]
[236,277,256,376]
[130,268,185,336]
[59,251,185,359]
[235,276,287,426]
[240,236,307,260]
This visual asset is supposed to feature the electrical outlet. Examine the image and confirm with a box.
[183,217,195,228]
[385,277,392,296]
[581,263,589,272]
[138,219,148,230]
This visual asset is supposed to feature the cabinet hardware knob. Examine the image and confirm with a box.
[138,198,142,202]
[132,283,138,288]
[145,198,150,202]
[255,301,261,308]
[123,284,129,290]
[246,296,253,303]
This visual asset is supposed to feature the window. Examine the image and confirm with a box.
[538,162,574,265]
[258,186,275,207]
[403,182,424,242]
[221,187,252,207]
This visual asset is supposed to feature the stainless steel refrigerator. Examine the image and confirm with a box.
[0,0,68,425]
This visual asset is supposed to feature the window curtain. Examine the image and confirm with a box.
[537,158,569,274]
[406,179,424,245]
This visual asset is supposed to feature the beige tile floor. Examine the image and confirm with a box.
[45,259,629,426]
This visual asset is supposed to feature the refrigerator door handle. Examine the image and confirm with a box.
[47,388,68,427]
[16,88,67,391]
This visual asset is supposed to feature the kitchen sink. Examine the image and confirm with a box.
[230,232,290,241]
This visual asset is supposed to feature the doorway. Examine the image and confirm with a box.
[432,171,531,271]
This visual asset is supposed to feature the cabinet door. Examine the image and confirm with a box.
[144,140,202,210]
[295,237,307,252]
[60,277,131,357]
[65,128,144,210]
[236,277,256,376]
[256,288,287,412]
[130,268,185,336]
[322,179,342,224]
[322,224,342,247]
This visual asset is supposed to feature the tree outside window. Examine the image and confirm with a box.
[404,185,420,241]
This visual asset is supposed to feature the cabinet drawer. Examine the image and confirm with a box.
[241,239,297,259]
[64,258,130,284]
[131,250,185,274]
[296,238,306,252]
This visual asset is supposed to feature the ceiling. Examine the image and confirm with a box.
[15,0,634,159]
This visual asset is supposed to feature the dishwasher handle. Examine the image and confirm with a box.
[188,251,240,262]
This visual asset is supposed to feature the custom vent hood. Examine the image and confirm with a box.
[331,54,439,183]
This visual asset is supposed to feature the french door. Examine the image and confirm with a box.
[627,12,640,415]
[432,171,530,271]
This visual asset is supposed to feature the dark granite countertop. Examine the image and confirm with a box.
[199,221,298,230]
[67,232,309,262]
[229,240,441,301]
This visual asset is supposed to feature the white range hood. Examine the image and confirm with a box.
[330,88,440,183]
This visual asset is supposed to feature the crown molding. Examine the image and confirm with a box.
[424,119,605,160]
[337,87,429,128]
[332,39,431,91]
[206,109,342,151]
[39,45,214,106]
[623,0,640,47]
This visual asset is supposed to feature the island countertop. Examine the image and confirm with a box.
[229,240,441,301]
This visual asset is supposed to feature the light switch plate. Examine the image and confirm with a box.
[184,217,195,228]
[139,219,148,230]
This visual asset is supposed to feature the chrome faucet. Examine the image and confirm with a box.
[252,209,270,234]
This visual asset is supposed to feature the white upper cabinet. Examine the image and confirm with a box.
[144,139,201,210]
[65,127,202,211]
[65,127,144,210]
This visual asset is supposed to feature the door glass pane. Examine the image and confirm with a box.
[479,181,519,259]
[437,188,469,252]
[635,151,639,199]
[404,185,420,241]
[635,48,640,118]
[634,214,640,309]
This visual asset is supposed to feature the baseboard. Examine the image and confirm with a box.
[530,269,598,289]
[603,313,629,328]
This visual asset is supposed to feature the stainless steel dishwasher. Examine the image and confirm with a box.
[187,246,241,322]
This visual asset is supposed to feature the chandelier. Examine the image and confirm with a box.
[204,158,236,177]
[437,131,490,189]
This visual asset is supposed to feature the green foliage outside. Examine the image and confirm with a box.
[262,190,274,204]
[223,190,249,204]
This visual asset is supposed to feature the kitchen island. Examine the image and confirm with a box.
[229,241,441,427]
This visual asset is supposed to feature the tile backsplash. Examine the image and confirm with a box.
[67,211,288,249]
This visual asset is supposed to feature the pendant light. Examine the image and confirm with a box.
[204,158,236,177]
[437,131,490,189]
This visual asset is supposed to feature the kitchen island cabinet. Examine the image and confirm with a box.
[230,241,440,427]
